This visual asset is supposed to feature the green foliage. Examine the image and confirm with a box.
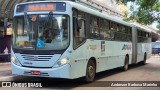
[118,0,160,25]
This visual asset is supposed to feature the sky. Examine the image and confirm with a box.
[152,22,158,30]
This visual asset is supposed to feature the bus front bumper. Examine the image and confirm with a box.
[11,62,71,79]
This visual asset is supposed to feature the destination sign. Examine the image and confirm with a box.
[16,2,66,13]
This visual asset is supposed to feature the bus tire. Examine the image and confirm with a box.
[85,60,96,82]
[123,56,129,71]
[142,53,147,65]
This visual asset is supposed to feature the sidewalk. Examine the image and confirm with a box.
[151,54,160,58]
[0,62,10,65]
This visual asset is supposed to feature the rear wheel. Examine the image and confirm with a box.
[85,60,96,82]
[139,53,147,65]
[123,56,129,71]
[142,53,147,65]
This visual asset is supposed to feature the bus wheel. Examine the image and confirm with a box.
[142,53,147,65]
[123,56,129,71]
[85,60,96,82]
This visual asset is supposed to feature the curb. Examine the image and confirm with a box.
[0,62,11,65]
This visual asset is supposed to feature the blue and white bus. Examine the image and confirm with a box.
[11,0,151,81]
[152,41,160,55]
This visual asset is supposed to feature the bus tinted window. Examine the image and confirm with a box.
[90,16,100,39]
[137,29,150,43]
[72,9,133,42]
[73,10,86,49]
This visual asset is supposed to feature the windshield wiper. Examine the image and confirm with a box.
[43,11,53,30]
[48,11,53,21]
[24,12,29,26]
[46,11,53,28]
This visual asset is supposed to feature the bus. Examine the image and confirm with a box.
[11,0,151,81]
[152,41,160,55]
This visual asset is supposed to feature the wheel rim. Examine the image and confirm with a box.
[86,62,95,81]
[124,62,128,70]
[88,66,94,78]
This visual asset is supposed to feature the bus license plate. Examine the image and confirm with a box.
[30,70,41,75]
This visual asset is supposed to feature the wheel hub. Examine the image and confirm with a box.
[88,66,94,77]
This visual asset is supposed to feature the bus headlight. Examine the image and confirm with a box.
[11,56,21,66]
[11,56,16,62]
[58,58,69,66]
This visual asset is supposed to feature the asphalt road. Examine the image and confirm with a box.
[0,56,160,90]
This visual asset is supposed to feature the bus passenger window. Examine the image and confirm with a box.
[99,19,106,39]
[73,17,79,37]
[89,17,100,39]
[73,14,86,49]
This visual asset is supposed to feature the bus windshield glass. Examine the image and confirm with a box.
[12,14,69,50]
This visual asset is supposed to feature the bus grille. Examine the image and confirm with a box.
[22,54,53,61]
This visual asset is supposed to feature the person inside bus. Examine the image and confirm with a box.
[44,28,53,43]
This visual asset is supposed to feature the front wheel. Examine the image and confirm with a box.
[85,60,96,82]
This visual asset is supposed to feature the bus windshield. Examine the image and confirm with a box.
[12,14,69,50]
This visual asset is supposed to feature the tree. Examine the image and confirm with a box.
[117,0,160,42]
[117,0,160,25]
